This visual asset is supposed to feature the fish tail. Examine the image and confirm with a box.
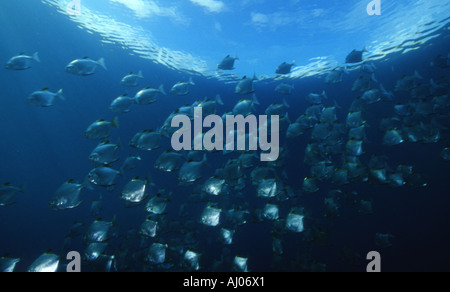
[322,90,328,99]
[138,70,144,78]
[97,58,107,71]
[371,74,378,83]
[33,52,40,63]
[189,77,195,86]
[283,99,291,108]
[159,84,167,96]
[112,116,119,128]
[252,94,260,105]
[56,89,65,101]
[216,94,224,106]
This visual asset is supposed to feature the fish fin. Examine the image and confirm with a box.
[137,70,144,78]
[159,84,167,95]
[414,70,423,79]
[82,176,94,191]
[215,94,224,106]
[33,52,40,63]
[189,77,195,86]
[112,116,119,128]
[284,112,291,124]
[97,58,107,71]
[56,89,65,101]
[371,74,378,83]
[283,99,291,109]
[252,94,260,105]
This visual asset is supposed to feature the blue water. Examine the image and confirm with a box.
[0,1,450,272]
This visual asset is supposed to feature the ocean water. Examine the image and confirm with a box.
[0,0,449,272]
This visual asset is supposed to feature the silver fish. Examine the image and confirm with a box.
[28,252,59,272]
[84,117,119,140]
[5,52,40,70]
[110,94,135,113]
[88,167,121,187]
[65,57,107,76]
[135,85,166,105]
[89,141,120,165]
[26,89,64,107]
[121,71,144,87]
[170,78,195,96]
[49,180,86,211]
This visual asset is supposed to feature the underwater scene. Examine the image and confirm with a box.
[0,0,450,272]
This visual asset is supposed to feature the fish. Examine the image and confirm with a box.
[0,256,21,272]
[88,167,121,187]
[202,177,227,196]
[232,94,260,116]
[286,122,304,138]
[352,74,377,92]
[49,179,86,211]
[134,85,166,105]
[183,250,201,271]
[120,177,149,204]
[65,57,107,76]
[394,70,423,92]
[147,243,168,264]
[275,83,295,95]
[170,78,195,96]
[430,54,450,69]
[89,141,120,165]
[28,251,59,272]
[178,154,207,185]
[257,178,279,198]
[26,88,65,107]
[306,91,328,105]
[265,99,290,116]
[326,67,348,84]
[110,94,135,113]
[0,183,24,206]
[235,74,258,95]
[120,156,142,173]
[84,117,119,140]
[5,52,40,70]
[285,212,304,233]
[263,204,279,220]
[145,192,170,215]
[200,205,222,227]
[345,49,365,64]
[383,129,404,146]
[84,243,108,262]
[154,150,183,173]
[218,55,239,70]
[121,71,144,87]
[90,195,103,217]
[360,62,377,73]
[139,219,158,238]
[130,130,161,151]
[220,228,235,245]
[84,217,117,243]
[276,61,295,75]
[232,256,248,272]
[441,147,450,161]
[196,95,224,116]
